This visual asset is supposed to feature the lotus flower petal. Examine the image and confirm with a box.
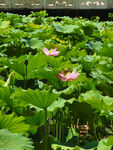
[57,70,80,82]
[42,48,50,56]
[42,48,60,56]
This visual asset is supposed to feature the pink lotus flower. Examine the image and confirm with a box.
[56,70,80,82]
[42,48,60,56]
[101,27,105,31]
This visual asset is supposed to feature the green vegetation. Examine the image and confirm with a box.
[0,11,113,149]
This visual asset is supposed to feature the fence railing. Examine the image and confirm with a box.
[0,0,112,9]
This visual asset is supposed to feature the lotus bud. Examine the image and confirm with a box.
[24,59,28,66]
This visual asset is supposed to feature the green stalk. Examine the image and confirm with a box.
[25,64,27,89]
[23,75,26,89]
[59,125,62,142]
[56,111,59,141]
[76,118,79,128]
[71,127,74,137]
[56,120,59,141]
[45,108,48,150]
[48,119,51,136]
[12,72,15,88]
[62,125,64,142]
[68,35,71,50]
[23,73,27,89]
[111,121,113,132]
[24,59,28,89]
[93,121,97,140]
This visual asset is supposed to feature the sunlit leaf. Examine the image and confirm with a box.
[23,38,44,49]
[15,89,60,109]
[53,22,79,34]
[0,129,34,150]
[0,53,48,80]
[0,111,29,134]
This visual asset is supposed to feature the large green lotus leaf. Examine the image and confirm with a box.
[52,144,75,150]
[91,71,113,84]
[98,42,113,58]
[48,56,74,70]
[53,22,79,34]
[52,85,75,95]
[0,111,29,134]
[79,90,113,113]
[82,140,98,149]
[25,111,45,134]
[25,110,45,126]
[97,138,112,150]
[79,90,105,112]
[0,129,34,150]
[45,56,64,69]
[70,101,96,122]
[52,144,94,150]
[0,56,26,77]
[100,110,113,120]
[48,97,75,112]
[103,96,113,111]
[37,68,62,89]
[79,55,95,72]
[105,136,113,146]
[82,22,95,36]
[0,86,14,107]
[101,29,113,41]
[15,89,60,109]
[102,70,113,84]
[94,61,113,73]
[0,53,48,79]
[10,29,28,39]
[86,41,103,51]
[23,38,44,49]
[0,21,10,29]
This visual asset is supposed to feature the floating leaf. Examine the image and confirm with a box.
[98,42,113,58]
[23,38,44,49]
[53,22,79,34]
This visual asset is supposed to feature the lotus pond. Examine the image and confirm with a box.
[0,11,113,150]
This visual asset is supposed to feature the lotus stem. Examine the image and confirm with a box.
[24,59,28,89]
[76,118,79,128]
[93,121,97,140]
[48,119,51,136]
[45,108,48,150]
[71,126,74,137]
[59,111,62,142]
[23,75,26,89]
[56,111,59,141]
[59,125,62,142]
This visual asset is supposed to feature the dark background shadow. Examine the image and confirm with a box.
[1,9,113,20]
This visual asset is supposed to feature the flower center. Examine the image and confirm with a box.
[66,72,71,75]
[49,50,52,54]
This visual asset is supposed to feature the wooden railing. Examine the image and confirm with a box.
[0,0,111,9]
